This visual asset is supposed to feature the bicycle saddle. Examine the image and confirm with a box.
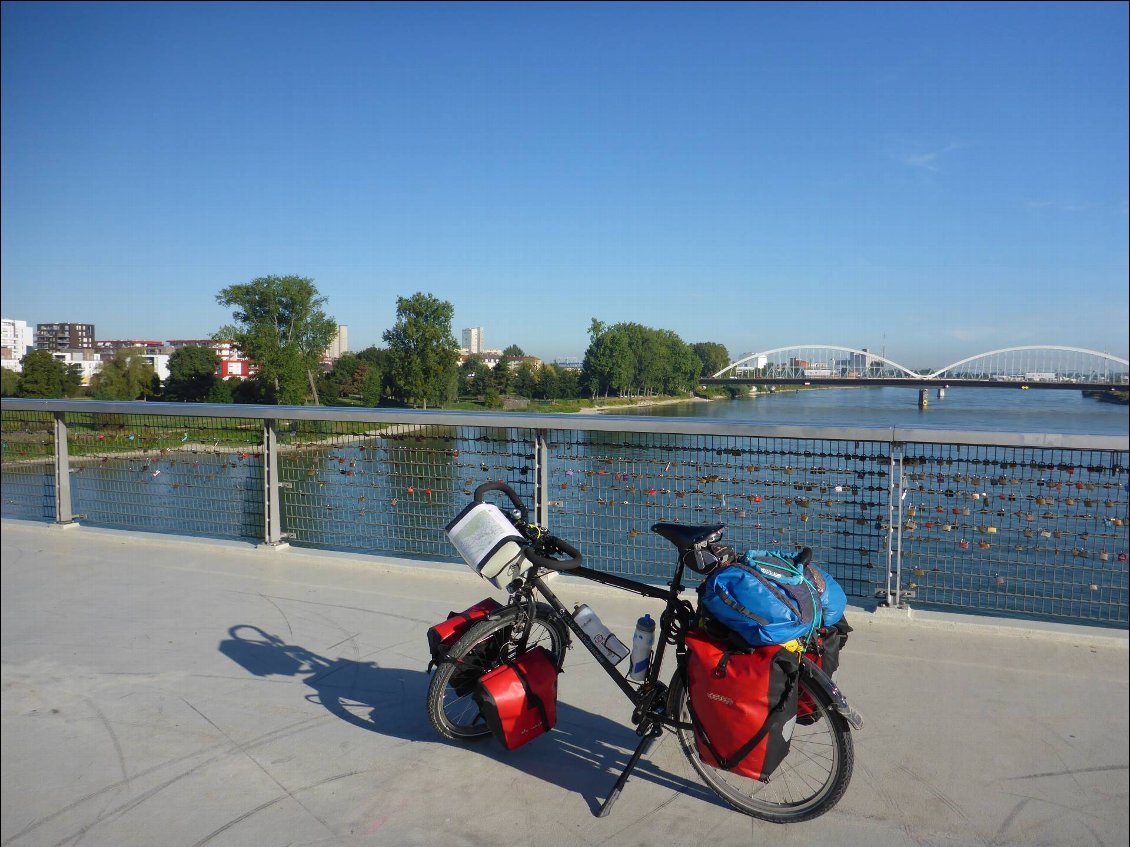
[651,523,725,550]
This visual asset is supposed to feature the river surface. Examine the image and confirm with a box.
[605,387,1128,436]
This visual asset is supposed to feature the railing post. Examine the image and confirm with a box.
[885,442,905,606]
[534,429,550,528]
[263,419,283,545]
[893,446,907,607]
[53,411,73,524]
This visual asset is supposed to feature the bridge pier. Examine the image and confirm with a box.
[918,388,929,409]
[937,387,945,399]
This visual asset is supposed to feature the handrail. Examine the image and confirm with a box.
[3,399,1126,452]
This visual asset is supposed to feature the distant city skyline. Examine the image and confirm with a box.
[5,310,1127,378]
[3,3,1127,371]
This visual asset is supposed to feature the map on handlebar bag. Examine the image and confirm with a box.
[445,501,530,590]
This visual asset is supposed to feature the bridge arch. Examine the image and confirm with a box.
[928,346,1129,380]
[713,345,921,379]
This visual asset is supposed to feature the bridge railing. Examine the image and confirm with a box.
[2,399,1127,627]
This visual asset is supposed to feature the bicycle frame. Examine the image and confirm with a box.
[517,558,698,816]
[530,564,689,706]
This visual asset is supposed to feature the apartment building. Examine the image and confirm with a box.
[36,322,95,352]
[1,318,34,371]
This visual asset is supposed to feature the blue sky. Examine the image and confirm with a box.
[2,1,1127,369]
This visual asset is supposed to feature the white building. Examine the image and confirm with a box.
[49,349,173,385]
[50,350,103,385]
[1,318,34,371]
[325,325,349,361]
[462,327,484,355]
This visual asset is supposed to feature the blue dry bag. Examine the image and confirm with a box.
[699,549,846,647]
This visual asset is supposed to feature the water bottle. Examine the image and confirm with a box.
[572,604,629,665]
[628,613,656,682]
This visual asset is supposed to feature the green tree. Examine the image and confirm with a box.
[360,366,384,407]
[581,320,638,397]
[316,372,342,404]
[1,367,20,396]
[536,363,559,400]
[513,361,539,398]
[556,366,581,399]
[89,350,158,400]
[581,320,699,397]
[62,364,84,397]
[356,346,386,406]
[657,329,702,394]
[215,275,338,405]
[231,377,265,404]
[692,342,731,378]
[165,346,220,402]
[502,344,525,358]
[492,357,515,396]
[207,377,236,404]
[459,355,482,397]
[16,350,65,398]
[356,345,387,370]
[332,354,368,396]
[382,293,459,408]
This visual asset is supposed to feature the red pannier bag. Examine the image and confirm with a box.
[685,629,800,780]
[473,646,559,750]
[426,597,502,673]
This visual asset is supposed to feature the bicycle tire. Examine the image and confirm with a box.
[667,668,854,822]
[427,603,570,740]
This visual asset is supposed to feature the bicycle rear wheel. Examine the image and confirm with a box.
[667,669,853,822]
[427,603,569,740]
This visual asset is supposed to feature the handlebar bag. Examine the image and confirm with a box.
[426,597,503,673]
[685,629,799,781]
[473,646,559,750]
[446,502,531,590]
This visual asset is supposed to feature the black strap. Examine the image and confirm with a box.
[713,651,733,678]
[686,657,797,771]
[506,656,551,733]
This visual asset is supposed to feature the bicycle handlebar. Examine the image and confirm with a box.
[472,480,583,569]
[524,534,584,570]
[473,480,528,522]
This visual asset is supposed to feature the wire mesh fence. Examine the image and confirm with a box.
[63,411,265,541]
[2,401,1126,626]
[0,410,55,522]
[274,420,537,559]
[893,443,1128,623]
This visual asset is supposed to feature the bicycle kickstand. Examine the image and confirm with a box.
[596,727,660,818]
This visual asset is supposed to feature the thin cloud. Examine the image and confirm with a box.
[893,142,966,172]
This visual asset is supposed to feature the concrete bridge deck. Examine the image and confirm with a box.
[1,520,1126,847]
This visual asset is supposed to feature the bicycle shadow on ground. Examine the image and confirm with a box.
[219,624,723,815]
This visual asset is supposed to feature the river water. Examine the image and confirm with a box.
[605,387,1128,436]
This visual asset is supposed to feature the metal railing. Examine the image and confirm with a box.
[3,399,1127,627]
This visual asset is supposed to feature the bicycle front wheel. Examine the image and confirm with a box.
[668,669,854,823]
[427,603,569,740]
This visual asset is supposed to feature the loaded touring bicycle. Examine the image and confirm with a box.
[426,481,861,822]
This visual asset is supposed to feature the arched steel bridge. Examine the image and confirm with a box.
[703,345,1129,390]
